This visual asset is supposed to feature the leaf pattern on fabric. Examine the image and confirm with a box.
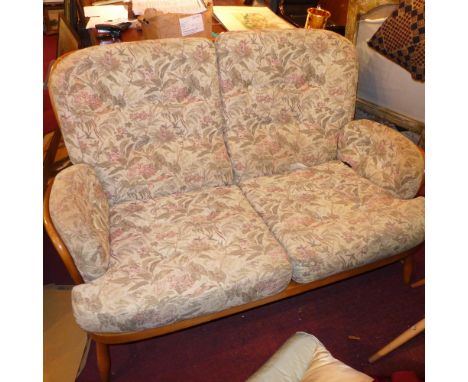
[215,29,358,183]
[49,38,233,205]
[240,161,425,283]
[47,32,425,334]
[49,164,110,282]
[71,186,291,332]
[337,119,424,199]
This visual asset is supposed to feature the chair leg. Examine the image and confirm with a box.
[403,255,413,284]
[96,341,111,382]
[368,318,425,363]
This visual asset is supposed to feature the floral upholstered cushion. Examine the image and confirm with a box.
[71,186,292,332]
[215,29,358,183]
[337,119,424,199]
[49,164,110,282]
[49,39,233,205]
[240,161,425,283]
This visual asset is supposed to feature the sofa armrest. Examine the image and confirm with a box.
[337,119,424,199]
[49,164,110,282]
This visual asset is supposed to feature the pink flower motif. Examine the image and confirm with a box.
[234,161,246,171]
[168,86,191,102]
[167,272,195,291]
[296,245,311,259]
[110,227,124,242]
[97,51,120,71]
[287,73,307,89]
[313,39,329,54]
[235,40,252,57]
[156,128,176,143]
[154,231,178,241]
[184,174,203,184]
[276,110,292,124]
[73,91,102,110]
[107,147,121,163]
[256,94,273,103]
[270,58,282,68]
[193,45,211,63]
[214,147,228,161]
[128,163,156,178]
[131,111,150,121]
[213,187,232,195]
[220,79,234,93]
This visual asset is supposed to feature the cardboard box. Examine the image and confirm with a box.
[44,285,90,382]
[140,1,212,40]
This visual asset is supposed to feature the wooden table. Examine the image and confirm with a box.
[88,0,248,45]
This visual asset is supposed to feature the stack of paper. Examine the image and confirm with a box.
[84,5,129,28]
[132,0,207,16]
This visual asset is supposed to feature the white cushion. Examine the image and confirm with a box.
[247,332,372,382]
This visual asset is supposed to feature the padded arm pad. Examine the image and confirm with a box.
[337,119,424,199]
[49,164,110,282]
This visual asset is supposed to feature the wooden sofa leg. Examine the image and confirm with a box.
[96,341,111,382]
[403,255,413,284]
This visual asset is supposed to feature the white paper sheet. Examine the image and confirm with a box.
[84,5,128,19]
[132,0,206,16]
[179,13,204,36]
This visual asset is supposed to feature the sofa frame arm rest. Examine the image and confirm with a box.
[337,119,424,199]
[44,164,111,284]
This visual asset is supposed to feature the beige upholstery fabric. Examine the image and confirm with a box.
[216,29,358,183]
[49,38,233,205]
[240,161,425,283]
[72,186,292,332]
[337,119,424,199]
[50,164,110,282]
[247,332,372,382]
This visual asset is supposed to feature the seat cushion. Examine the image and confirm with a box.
[71,186,292,332]
[240,161,425,283]
[49,38,233,205]
[247,332,372,382]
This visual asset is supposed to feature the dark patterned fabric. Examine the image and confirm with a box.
[367,0,424,81]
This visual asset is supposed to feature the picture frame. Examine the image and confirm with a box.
[44,2,65,35]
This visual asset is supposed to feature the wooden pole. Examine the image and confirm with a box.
[369,318,425,363]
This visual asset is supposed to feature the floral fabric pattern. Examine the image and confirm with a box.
[215,29,358,183]
[49,164,110,282]
[71,186,292,332]
[240,161,425,283]
[49,38,233,205]
[337,119,424,199]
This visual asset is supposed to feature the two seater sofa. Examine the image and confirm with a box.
[44,28,425,381]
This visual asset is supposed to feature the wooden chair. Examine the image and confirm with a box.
[43,15,80,194]
[57,14,80,57]
[345,0,425,144]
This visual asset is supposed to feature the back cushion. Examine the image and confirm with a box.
[215,29,358,182]
[49,39,233,205]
